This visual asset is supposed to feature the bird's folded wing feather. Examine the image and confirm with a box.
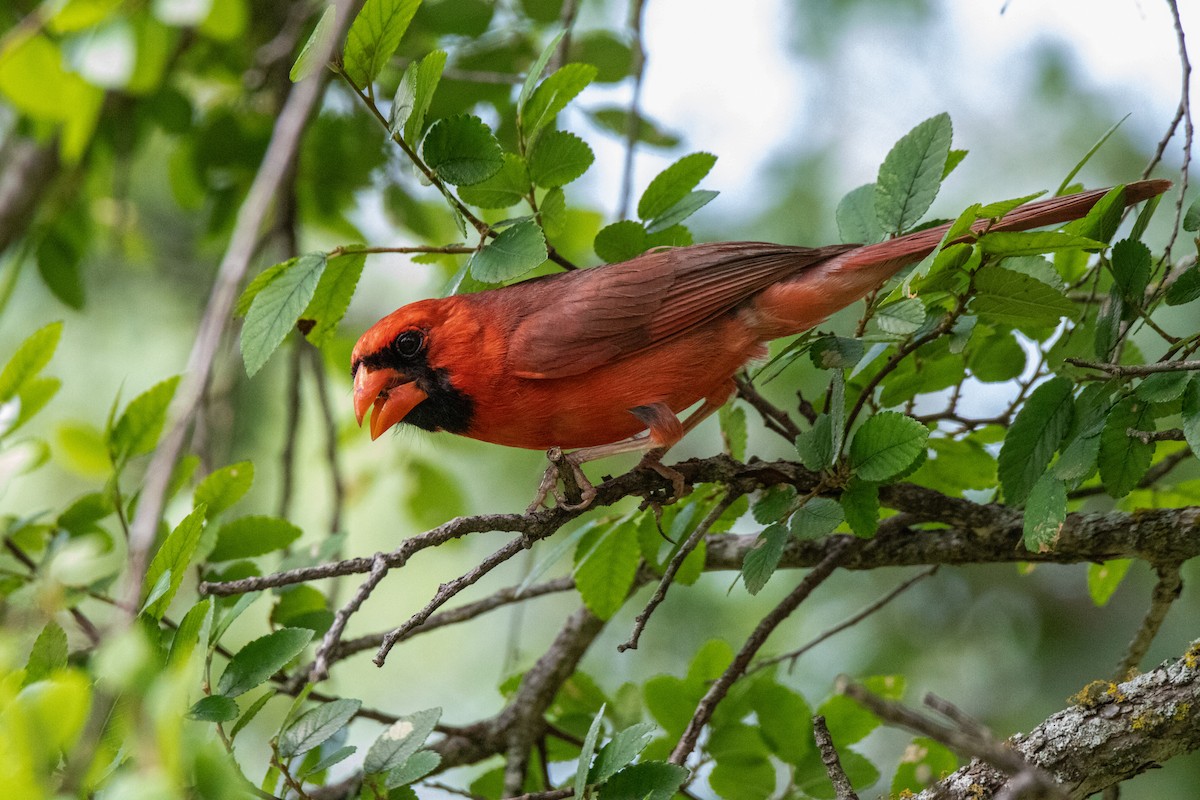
[506,242,855,379]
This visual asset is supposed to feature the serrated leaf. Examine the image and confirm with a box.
[810,336,864,370]
[599,762,689,800]
[241,252,326,377]
[167,597,213,668]
[109,375,180,462]
[142,505,206,619]
[575,703,606,798]
[386,749,442,788]
[971,265,1079,334]
[645,190,717,234]
[840,477,879,538]
[0,322,62,404]
[301,251,366,347]
[997,377,1074,503]
[528,129,594,188]
[875,298,926,336]
[279,698,362,758]
[189,694,239,722]
[590,722,656,784]
[539,185,566,237]
[850,412,928,482]
[364,707,442,774]
[235,258,292,317]
[595,220,648,262]
[194,461,254,519]
[638,152,717,221]
[1184,195,1200,231]
[1088,559,1132,607]
[290,5,336,82]
[23,621,67,685]
[343,0,422,87]
[836,183,884,244]
[217,628,313,698]
[230,688,274,740]
[741,522,789,595]
[752,486,797,524]
[1110,238,1151,306]
[1136,371,1191,403]
[1166,264,1200,305]
[521,62,597,138]
[300,745,358,780]
[458,153,529,208]
[718,404,746,461]
[422,114,504,186]
[391,49,445,141]
[1183,377,1200,458]
[875,112,952,234]
[796,413,834,471]
[791,497,844,539]
[518,31,566,112]
[209,515,303,562]
[574,519,640,619]
[1023,473,1066,552]
[1098,396,1155,498]
[977,230,1104,257]
[468,220,546,282]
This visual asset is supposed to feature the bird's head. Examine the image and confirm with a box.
[350,298,474,440]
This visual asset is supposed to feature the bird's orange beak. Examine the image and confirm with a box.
[353,366,428,440]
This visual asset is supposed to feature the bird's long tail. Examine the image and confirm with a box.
[751,179,1171,338]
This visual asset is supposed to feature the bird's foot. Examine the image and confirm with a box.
[527,447,598,513]
[637,449,688,505]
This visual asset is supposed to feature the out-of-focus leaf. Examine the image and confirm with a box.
[209,515,302,562]
[142,505,207,619]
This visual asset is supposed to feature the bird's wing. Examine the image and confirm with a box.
[505,242,854,379]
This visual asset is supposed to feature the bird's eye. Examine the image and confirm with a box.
[392,330,423,358]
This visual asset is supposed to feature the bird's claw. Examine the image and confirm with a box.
[527,447,598,513]
[638,450,688,505]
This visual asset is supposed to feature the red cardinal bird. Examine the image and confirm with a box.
[352,180,1168,505]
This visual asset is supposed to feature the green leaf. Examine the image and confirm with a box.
[645,190,717,234]
[1135,371,1191,403]
[574,518,640,619]
[595,220,648,262]
[891,737,957,796]
[364,707,442,774]
[1088,559,1132,607]
[0,321,63,403]
[997,377,1074,504]
[741,523,789,596]
[391,49,446,141]
[752,486,797,524]
[23,621,68,685]
[1184,194,1200,231]
[458,153,529,208]
[189,694,240,722]
[422,114,504,186]
[810,336,864,370]
[7,376,60,436]
[1183,377,1200,458]
[539,186,567,237]
[718,404,747,461]
[194,461,255,519]
[638,152,717,221]
[977,230,1104,257]
[587,107,680,148]
[849,412,929,482]
[300,745,358,780]
[748,681,814,764]
[840,477,879,538]
[142,505,207,619]
[271,585,333,633]
[819,694,879,746]
[241,252,326,377]
[971,265,1080,335]
[874,112,952,234]
[1098,396,1155,498]
[235,259,292,318]
[167,597,213,668]
[1110,238,1151,305]
[209,515,303,562]
[599,762,688,800]
[109,374,180,463]
[217,628,313,698]
[468,220,547,283]
[36,229,85,309]
[279,698,362,758]
[385,749,442,788]
[796,414,835,471]
[230,688,274,741]
[528,129,594,188]
[343,0,422,87]
[290,5,336,82]
[518,30,566,112]
[875,298,926,336]
[521,62,597,138]
[1165,264,1200,306]
[590,722,656,784]
[1023,473,1066,552]
[967,330,1025,383]
[1056,115,1129,196]
[301,251,366,347]
[1094,288,1123,360]
[575,703,606,798]
[836,183,884,244]
[791,498,844,540]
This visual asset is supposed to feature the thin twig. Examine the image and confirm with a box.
[750,566,938,674]
[1065,358,1200,377]
[1127,427,1185,444]
[1114,563,1183,680]
[311,552,389,681]
[669,537,852,765]
[734,374,803,440]
[813,715,860,800]
[619,492,740,652]
[278,340,303,518]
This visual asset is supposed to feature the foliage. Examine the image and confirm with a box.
[0,2,1198,800]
